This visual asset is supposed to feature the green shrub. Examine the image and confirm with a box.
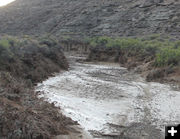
[0,39,10,49]
[0,39,13,62]
[155,47,180,66]
[87,36,180,67]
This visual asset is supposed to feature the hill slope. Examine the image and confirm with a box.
[0,0,180,37]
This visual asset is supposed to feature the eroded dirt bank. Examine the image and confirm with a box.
[0,36,80,138]
[37,54,180,139]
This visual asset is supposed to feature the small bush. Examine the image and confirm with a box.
[155,47,180,66]
[0,38,15,61]
[0,39,10,48]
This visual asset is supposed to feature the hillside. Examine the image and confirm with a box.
[0,0,180,37]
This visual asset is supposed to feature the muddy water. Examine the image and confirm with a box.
[36,56,180,139]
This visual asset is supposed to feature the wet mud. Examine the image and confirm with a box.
[36,55,180,139]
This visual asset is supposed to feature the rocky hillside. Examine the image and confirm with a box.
[0,0,180,37]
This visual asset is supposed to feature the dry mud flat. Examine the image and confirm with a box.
[36,56,180,139]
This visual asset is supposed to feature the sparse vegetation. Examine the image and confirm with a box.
[87,36,180,67]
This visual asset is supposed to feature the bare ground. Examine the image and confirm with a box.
[37,54,180,139]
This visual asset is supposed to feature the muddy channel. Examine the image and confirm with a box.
[36,55,180,139]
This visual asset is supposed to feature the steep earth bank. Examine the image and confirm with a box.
[0,36,81,138]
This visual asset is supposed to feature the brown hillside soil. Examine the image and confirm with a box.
[0,37,78,138]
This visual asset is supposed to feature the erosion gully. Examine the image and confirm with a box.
[36,54,180,139]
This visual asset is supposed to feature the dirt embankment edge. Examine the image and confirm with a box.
[0,37,86,139]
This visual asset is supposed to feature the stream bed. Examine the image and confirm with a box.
[36,56,180,139]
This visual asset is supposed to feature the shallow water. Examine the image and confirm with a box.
[36,56,180,138]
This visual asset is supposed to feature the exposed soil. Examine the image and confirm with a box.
[37,54,180,139]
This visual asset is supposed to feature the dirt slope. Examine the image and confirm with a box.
[0,0,180,37]
[0,36,79,138]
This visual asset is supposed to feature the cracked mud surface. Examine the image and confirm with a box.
[36,55,180,139]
